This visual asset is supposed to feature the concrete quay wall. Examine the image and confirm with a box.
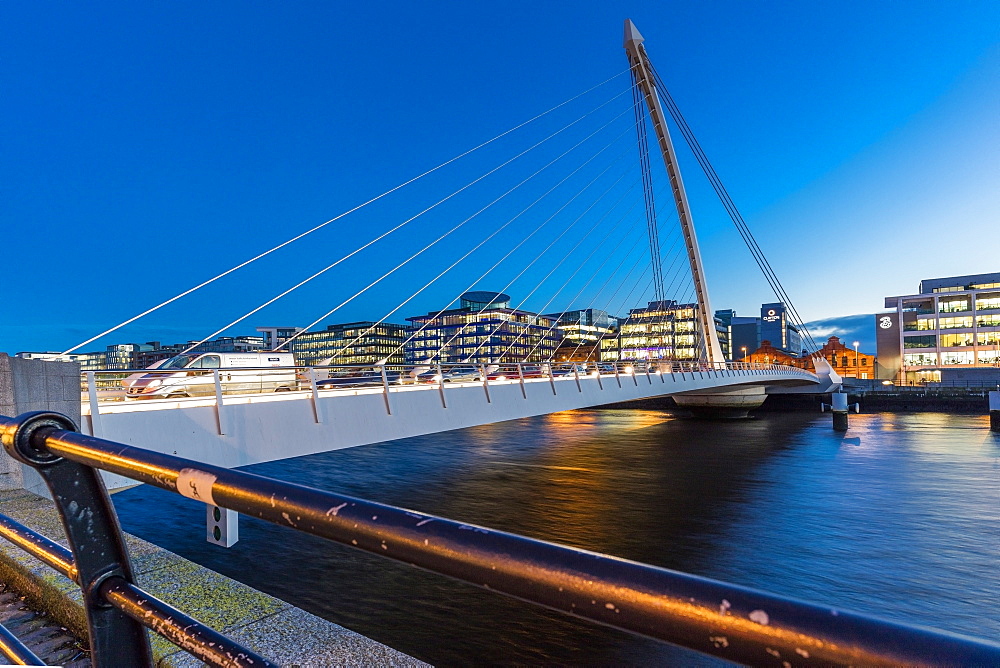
[0,354,82,496]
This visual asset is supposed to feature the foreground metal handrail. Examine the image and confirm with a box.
[0,622,44,666]
[1,412,998,666]
[0,413,271,667]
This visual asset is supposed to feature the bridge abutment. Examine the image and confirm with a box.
[0,354,81,496]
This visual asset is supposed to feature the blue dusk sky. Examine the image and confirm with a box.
[2,1,997,355]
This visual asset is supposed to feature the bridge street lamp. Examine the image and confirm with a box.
[740,346,747,363]
[853,341,859,378]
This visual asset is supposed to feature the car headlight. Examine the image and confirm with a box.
[147,379,162,388]
[433,374,443,381]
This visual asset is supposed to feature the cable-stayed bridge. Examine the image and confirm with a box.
[61,20,838,478]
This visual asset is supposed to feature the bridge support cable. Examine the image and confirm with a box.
[185,100,639,356]
[627,91,689,364]
[59,74,636,357]
[542,191,691,365]
[572,221,694,366]
[645,211,700,362]
[505,192,654,361]
[461,170,644,363]
[583,277,657,366]
[380,175,641,366]
[631,71,666,305]
[519,218,648,363]
[329,136,645,365]
[413,166,648,365]
[568,211,693,361]
[645,62,819,353]
[552,230,665,364]
[520,192,683,362]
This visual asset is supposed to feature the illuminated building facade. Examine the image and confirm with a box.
[877,272,1000,382]
[542,308,617,343]
[289,321,407,367]
[406,291,561,364]
[601,300,723,362]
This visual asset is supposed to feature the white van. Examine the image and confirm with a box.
[124,352,296,399]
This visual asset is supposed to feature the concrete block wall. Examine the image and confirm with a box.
[0,354,82,494]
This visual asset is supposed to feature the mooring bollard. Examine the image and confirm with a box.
[990,391,1000,432]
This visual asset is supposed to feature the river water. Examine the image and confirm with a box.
[113,410,1000,666]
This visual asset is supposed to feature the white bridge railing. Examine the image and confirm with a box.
[81,360,815,410]
[75,361,819,472]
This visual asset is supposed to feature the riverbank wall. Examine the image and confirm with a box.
[594,392,991,414]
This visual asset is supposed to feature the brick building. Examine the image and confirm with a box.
[746,336,875,379]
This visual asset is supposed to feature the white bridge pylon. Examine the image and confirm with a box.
[624,18,725,364]
[83,363,828,477]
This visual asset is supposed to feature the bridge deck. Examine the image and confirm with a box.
[81,365,821,480]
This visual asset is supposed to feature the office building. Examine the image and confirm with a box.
[48,335,266,371]
[877,272,1000,382]
[541,309,618,364]
[406,291,561,364]
[760,302,803,356]
[256,326,304,351]
[715,309,761,361]
[602,300,723,362]
[541,308,617,343]
[289,321,407,367]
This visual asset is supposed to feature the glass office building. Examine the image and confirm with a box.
[877,272,1000,381]
[406,291,561,364]
[601,300,714,362]
[289,321,407,367]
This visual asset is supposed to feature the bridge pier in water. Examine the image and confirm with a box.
[671,386,767,419]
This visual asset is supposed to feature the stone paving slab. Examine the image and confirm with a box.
[0,489,430,667]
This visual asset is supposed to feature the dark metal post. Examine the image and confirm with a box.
[0,412,152,666]
[990,391,1000,432]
